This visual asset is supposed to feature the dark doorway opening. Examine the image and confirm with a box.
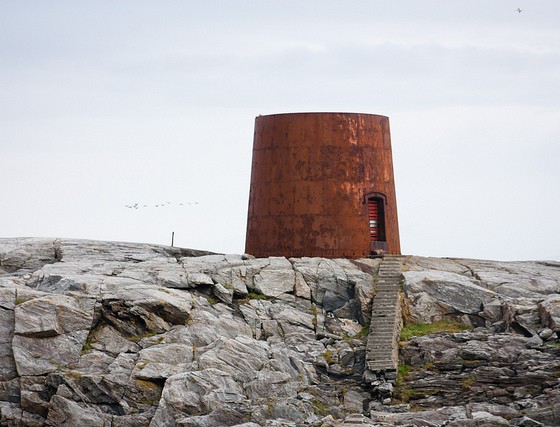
[367,194,388,255]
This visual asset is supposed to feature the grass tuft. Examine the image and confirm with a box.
[400,320,471,341]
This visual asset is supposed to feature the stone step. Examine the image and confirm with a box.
[366,357,393,366]
[371,309,398,315]
[369,330,397,335]
[367,342,397,348]
[367,356,397,363]
[369,333,397,338]
[369,332,397,338]
[366,351,394,356]
[368,364,397,370]
[368,334,396,339]
[367,361,397,368]
[368,358,396,363]
[367,358,395,363]
[367,338,396,344]
[369,335,397,340]
[367,361,395,366]
[370,331,397,336]
[364,256,405,376]
[366,346,395,351]
[367,341,395,347]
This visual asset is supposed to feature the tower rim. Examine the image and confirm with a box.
[256,112,389,120]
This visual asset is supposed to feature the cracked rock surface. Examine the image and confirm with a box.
[0,238,559,426]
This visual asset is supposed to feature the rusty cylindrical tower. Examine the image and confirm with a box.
[245,112,400,258]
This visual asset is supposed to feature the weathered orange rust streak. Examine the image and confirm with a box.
[245,112,400,258]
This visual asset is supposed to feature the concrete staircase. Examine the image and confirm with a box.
[364,256,406,381]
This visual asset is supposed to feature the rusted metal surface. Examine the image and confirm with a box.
[245,112,400,258]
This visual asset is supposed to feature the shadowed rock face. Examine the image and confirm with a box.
[0,238,559,426]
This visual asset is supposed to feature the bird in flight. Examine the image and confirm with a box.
[516,8,522,13]
[125,201,199,209]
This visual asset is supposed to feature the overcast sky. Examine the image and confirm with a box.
[1,1,559,261]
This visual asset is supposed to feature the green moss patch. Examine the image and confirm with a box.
[400,320,471,341]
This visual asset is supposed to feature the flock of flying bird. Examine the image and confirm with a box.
[125,202,199,210]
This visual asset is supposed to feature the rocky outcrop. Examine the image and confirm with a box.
[1,238,559,426]
[403,256,560,336]
[379,256,560,427]
[0,239,376,426]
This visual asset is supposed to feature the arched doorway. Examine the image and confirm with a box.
[366,193,388,255]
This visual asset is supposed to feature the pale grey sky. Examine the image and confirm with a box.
[1,1,559,261]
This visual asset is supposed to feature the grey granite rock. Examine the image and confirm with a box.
[150,368,248,426]
[538,295,560,331]
[253,257,295,298]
